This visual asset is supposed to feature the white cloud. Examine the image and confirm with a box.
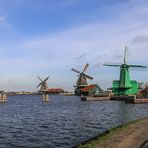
[0,16,5,23]
[0,0,148,91]
[132,35,148,43]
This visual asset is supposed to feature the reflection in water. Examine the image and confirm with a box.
[0,95,147,147]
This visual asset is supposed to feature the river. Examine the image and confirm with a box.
[0,95,148,147]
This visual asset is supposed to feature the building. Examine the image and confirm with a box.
[81,84,103,96]
[138,86,148,98]
[47,88,64,94]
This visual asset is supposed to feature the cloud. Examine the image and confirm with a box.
[73,52,90,63]
[0,0,148,91]
[12,0,79,10]
[132,35,148,44]
[0,16,5,24]
[0,15,11,30]
[2,22,147,90]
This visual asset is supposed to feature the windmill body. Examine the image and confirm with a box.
[40,81,48,92]
[112,64,138,95]
[76,74,88,86]
[37,76,49,93]
[71,63,93,95]
[104,47,147,96]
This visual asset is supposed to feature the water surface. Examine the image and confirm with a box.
[0,95,148,147]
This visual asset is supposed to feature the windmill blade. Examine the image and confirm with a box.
[44,76,49,82]
[83,63,89,73]
[37,82,42,88]
[71,68,81,74]
[83,74,93,80]
[124,46,128,64]
[129,65,147,68]
[103,64,121,67]
[37,76,43,82]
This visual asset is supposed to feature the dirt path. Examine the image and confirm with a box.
[78,117,148,148]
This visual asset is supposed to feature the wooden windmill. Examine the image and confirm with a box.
[71,63,93,95]
[37,76,49,102]
[37,76,49,93]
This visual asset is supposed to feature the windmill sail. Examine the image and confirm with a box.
[124,46,128,64]
[83,74,93,80]
[129,65,147,68]
[44,76,49,82]
[37,82,42,88]
[37,76,49,92]
[71,68,81,74]
[103,64,120,67]
[37,76,43,81]
[83,63,89,73]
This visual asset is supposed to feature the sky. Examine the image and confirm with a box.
[0,0,148,91]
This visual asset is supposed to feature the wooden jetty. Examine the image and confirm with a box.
[81,95,110,101]
[125,97,148,104]
[110,95,148,104]
[110,95,135,101]
[81,94,148,104]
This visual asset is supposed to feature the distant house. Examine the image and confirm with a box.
[47,88,64,94]
[81,84,103,96]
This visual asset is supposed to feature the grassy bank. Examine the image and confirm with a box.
[77,117,148,148]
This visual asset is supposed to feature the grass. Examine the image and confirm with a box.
[77,117,147,148]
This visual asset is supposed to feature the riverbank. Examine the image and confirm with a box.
[77,116,148,148]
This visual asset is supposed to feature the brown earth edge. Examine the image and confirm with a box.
[76,116,148,148]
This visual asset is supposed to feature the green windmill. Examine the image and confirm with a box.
[104,47,147,96]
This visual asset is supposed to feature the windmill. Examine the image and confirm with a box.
[37,76,49,93]
[71,63,93,95]
[104,46,147,96]
[37,76,49,102]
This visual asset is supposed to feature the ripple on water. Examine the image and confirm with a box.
[0,95,147,147]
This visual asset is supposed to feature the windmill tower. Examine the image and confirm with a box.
[37,76,49,101]
[71,63,93,95]
[104,46,147,96]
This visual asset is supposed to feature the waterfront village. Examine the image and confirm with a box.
[1,47,148,104]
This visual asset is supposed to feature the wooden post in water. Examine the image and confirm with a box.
[0,91,7,103]
[42,93,49,102]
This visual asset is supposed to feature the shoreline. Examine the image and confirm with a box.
[77,116,148,148]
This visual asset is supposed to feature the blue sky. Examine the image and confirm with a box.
[0,0,148,91]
